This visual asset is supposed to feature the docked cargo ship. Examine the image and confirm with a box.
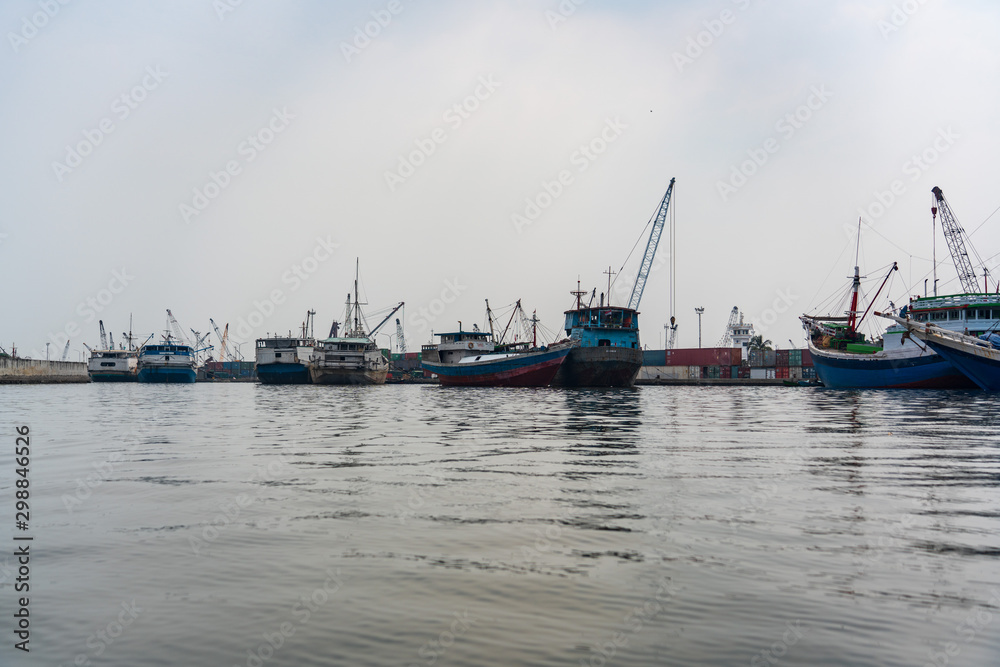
[804,190,990,389]
[256,311,317,384]
[550,179,675,387]
[802,268,975,389]
[422,329,573,386]
[308,262,397,386]
[137,334,197,383]
[87,349,138,382]
[550,290,642,387]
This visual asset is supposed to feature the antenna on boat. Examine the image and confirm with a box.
[604,266,616,306]
[570,280,586,310]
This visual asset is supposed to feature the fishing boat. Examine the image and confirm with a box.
[421,319,573,387]
[802,188,991,389]
[137,333,197,383]
[256,310,317,385]
[552,179,677,388]
[87,349,138,382]
[308,261,401,386]
[549,288,643,387]
[86,318,138,382]
[882,312,1000,390]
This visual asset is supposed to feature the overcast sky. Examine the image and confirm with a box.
[2,0,999,359]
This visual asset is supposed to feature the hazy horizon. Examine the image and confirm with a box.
[3,0,999,360]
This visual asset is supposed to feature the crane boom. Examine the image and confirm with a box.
[61,340,70,361]
[99,320,108,350]
[628,177,675,311]
[369,302,405,338]
[395,318,406,354]
[166,310,191,346]
[931,186,979,294]
[210,319,230,361]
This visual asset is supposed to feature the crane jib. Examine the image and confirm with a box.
[627,178,675,312]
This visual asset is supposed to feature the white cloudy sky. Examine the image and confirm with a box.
[2,0,999,359]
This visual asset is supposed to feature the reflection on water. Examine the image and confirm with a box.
[2,384,1000,666]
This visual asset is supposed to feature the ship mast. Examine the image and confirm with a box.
[847,218,863,333]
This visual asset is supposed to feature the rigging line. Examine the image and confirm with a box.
[966,202,1000,238]
[609,196,661,293]
[806,232,857,311]
[860,219,919,259]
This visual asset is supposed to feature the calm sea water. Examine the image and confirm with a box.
[1,384,1000,666]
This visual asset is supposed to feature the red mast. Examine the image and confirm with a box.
[847,218,863,334]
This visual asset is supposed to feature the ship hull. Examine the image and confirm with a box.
[550,346,642,388]
[257,363,311,385]
[308,367,387,385]
[809,343,974,389]
[89,372,137,382]
[921,339,1000,391]
[137,367,197,383]
[422,346,571,387]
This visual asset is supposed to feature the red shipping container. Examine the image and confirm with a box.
[776,350,790,367]
[776,366,790,379]
[720,366,731,378]
[800,349,813,367]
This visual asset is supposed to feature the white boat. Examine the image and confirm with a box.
[87,349,138,382]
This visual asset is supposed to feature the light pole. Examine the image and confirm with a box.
[379,333,395,352]
[695,307,705,348]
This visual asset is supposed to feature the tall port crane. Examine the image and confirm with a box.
[931,186,980,295]
[166,310,191,346]
[61,340,71,361]
[210,319,230,361]
[717,307,740,347]
[395,318,406,354]
[99,320,108,350]
[627,177,676,311]
[108,332,115,350]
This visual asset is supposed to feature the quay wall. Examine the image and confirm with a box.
[0,358,90,384]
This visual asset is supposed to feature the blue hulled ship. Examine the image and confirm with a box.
[137,335,197,383]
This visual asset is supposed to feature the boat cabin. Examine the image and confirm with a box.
[562,306,639,349]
